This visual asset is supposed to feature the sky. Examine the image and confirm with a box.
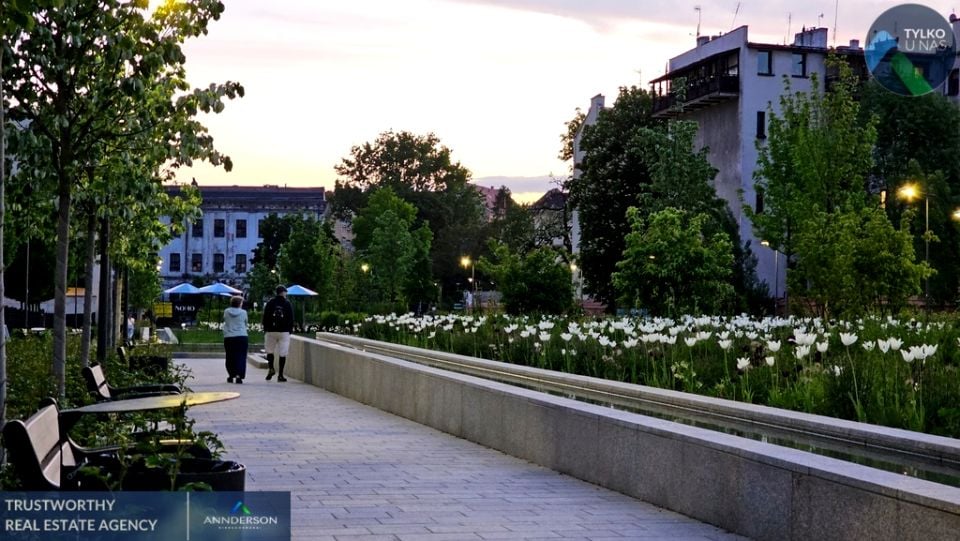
[173,0,959,203]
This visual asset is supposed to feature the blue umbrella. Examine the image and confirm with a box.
[285,284,318,329]
[163,282,201,295]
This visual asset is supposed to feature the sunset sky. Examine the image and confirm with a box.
[173,0,958,203]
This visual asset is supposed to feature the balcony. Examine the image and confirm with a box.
[652,75,740,117]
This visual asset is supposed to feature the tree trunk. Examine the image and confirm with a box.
[0,41,8,454]
[53,178,71,398]
[81,209,96,367]
[96,217,110,364]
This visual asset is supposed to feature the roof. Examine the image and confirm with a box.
[166,184,327,213]
[530,189,567,211]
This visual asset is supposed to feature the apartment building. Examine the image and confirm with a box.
[159,183,326,289]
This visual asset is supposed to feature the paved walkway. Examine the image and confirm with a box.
[180,357,748,541]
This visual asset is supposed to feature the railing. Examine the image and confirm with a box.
[652,74,739,115]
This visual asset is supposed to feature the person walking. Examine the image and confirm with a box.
[223,295,249,384]
[262,285,294,382]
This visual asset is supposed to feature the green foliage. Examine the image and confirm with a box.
[479,242,572,314]
[331,130,484,305]
[751,58,877,259]
[791,206,931,318]
[565,86,659,309]
[614,208,735,316]
[4,0,242,395]
[351,187,418,251]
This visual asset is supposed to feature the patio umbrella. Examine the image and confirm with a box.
[285,284,318,297]
[197,282,243,322]
[163,282,200,295]
[285,284,318,329]
[197,282,242,295]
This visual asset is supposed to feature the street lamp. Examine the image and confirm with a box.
[460,256,475,291]
[360,263,370,274]
[761,240,779,313]
[897,183,930,305]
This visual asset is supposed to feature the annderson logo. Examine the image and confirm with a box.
[865,3,955,96]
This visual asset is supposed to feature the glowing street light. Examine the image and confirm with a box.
[897,182,930,305]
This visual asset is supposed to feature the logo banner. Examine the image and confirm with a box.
[0,492,290,541]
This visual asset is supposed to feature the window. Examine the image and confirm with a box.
[191,219,203,238]
[235,254,247,274]
[191,253,203,273]
[169,253,181,273]
[755,188,765,215]
[756,111,766,139]
[792,53,807,77]
[757,50,772,75]
[949,69,959,97]
[214,219,225,238]
[213,253,225,273]
[257,219,264,239]
[236,219,247,238]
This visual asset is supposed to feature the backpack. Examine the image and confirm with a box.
[271,302,289,330]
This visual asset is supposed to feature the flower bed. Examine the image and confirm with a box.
[345,313,960,438]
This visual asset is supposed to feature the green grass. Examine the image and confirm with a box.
[174,329,265,344]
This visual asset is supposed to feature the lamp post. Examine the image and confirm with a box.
[897,183,930,306]
[760,240,779,313]
[460,256,475,291]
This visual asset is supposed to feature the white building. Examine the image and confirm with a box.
[159,183,326,289]
[646,26,868,299]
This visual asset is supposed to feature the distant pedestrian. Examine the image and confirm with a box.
[223,296,248,384]
[464,289,474,314]
[262,285,294,382]
[126,315,135,344]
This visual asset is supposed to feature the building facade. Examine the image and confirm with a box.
[159,184,326,289]
[646,26,869,299]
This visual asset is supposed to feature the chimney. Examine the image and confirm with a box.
[697,35,710,47]
[793,27,829,48]
[848,39,860,50]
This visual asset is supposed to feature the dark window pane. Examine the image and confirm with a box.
[192,220,203,238]
[235,254,247,274]
[169,253,181,273]
[236,219,247,238]
[214,253,225,273]
[214,219,225,238]
[191,253,202,273]
[756,111,766,139]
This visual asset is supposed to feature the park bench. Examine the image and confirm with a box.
[82,364,181,402]
[2,399,221,491]
[1,400,120,490]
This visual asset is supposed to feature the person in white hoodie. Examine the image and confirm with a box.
[222,295,249,384]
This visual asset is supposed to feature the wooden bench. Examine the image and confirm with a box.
[2,400,217,490]
[1,401,113,490]
[82,364,181,402]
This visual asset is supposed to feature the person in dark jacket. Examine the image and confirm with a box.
[262,285,295,382]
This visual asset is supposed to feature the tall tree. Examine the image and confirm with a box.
[5,0,242,396]
[565,86,659,309]
[332,130,483,304]
[613,207,735,317]
[750,58,877,262]
[860,83,960,304]
[750,58,907,314]
[636,119,765,312]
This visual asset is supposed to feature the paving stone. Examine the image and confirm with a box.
[182,358,748,541]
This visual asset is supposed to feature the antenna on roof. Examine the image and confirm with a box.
[694,5,702,39]
[818,13,824,28]
[731,2,741,30]
[785,12,792,44]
